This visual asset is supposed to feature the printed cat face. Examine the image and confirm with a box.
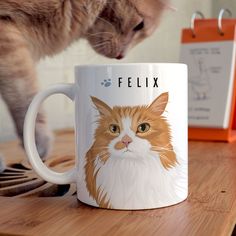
[86,0,168,59]
[91,92,177,169]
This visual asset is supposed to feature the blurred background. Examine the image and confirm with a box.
[0,0,235,142]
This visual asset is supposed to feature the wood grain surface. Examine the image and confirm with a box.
[0,131,236,236]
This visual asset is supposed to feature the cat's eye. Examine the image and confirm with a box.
[109,124,120,134]
[133,21,144,32]
[137,123,150,133]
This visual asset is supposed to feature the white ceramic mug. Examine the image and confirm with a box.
[24,63,188,210]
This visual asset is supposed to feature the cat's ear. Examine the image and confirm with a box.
[158,0,177,11]
[91,96,112,117]
[149,92,168,115]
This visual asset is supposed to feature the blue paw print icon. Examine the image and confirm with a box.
[101,79,112,87]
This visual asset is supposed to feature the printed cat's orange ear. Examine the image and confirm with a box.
[91,96,112,117]
[149,92,168,115]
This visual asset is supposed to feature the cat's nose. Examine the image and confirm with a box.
[116,54,124,60]
[121,135,133,147]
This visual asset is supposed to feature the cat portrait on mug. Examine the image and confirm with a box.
[85,92,183,209]
[0,0,171,172]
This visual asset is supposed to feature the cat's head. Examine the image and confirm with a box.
[91,92,177,169]
[86,0,169,59]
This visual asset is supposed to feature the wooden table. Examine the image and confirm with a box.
[0,131,236,236]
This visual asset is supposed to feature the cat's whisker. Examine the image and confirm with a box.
[91,41,110,52]
[92,45,108,53]
[92,42,110,49]
[86,32,114,37]
[86,31,113,35]
[86,35,113,41]
[91,45,107,53]
[93,45,107,50]
[92,39,110,45]
[96,16,116,31]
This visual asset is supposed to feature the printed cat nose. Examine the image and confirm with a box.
[121,135,133,147]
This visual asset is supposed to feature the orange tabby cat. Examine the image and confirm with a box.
[85,93,181,209]
[0,0,170,171]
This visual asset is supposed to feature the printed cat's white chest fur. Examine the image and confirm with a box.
[95,155,182,209]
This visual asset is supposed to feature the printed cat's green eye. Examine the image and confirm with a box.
[109,124,120,134]
[137,123,150,133]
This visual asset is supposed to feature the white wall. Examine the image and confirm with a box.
[0,0,212,142]
[213,0,236,17]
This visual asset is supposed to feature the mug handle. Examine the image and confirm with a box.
[24,84,76,184]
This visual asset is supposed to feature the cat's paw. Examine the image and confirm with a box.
[35,123,54,161]
[0,155,6,173]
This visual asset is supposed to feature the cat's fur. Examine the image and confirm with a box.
[85,93,183,209]
[0,0,168,171]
